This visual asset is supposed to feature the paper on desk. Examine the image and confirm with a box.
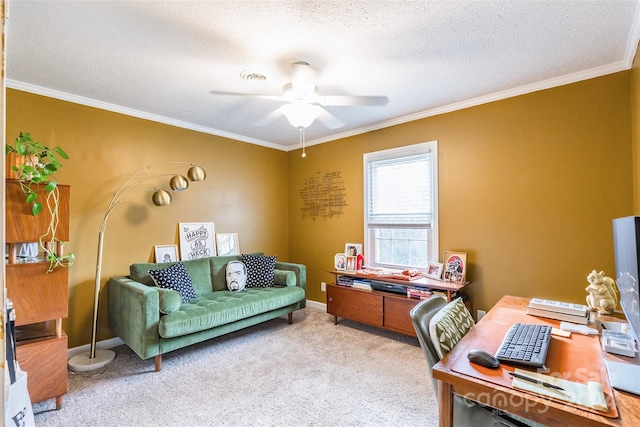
[511,368,607,412]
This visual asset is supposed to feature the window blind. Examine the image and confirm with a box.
[366,152,432,225]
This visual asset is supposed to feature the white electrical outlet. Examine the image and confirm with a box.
[321,282,326,292]
[477,309,486,322]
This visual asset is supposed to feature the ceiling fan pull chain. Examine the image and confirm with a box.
[299,126,306,158]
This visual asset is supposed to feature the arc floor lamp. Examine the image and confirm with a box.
[67,162,206,372]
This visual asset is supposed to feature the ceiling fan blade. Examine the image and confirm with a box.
[316,108,345,129]
[210,90,285,102]
[253,106,285,126]
[318,95,389,106]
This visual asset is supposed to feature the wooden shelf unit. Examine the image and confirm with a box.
[5,179,69,409]
[327,271,472,337]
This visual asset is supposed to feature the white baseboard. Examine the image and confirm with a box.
[306,300,326,311]
[67,301,326,359]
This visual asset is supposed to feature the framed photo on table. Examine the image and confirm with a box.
[443,251,467,284]
[426,261,444,280]
[334,253,347,270]
[178,222,216,260]
[154,245,179,263]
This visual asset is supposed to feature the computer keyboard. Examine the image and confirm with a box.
[495,323,552,368]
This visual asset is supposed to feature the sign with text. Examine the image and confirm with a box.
[179,222,216,260]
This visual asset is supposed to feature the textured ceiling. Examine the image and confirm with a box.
[6,1,640,150]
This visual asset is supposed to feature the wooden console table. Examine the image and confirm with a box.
[327,270,471,337]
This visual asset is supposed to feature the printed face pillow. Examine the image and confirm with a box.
[226,261,247,291]
[241,254,276,288]
[148,262,198,303]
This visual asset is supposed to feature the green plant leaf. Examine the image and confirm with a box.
[15,139,26,155]
[44,181,57,192]
[26,192,38,203]
[43,164,58,175]
[32,202,43,216]
[53,146,69,160]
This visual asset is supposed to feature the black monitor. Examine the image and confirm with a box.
[612,216,640,344]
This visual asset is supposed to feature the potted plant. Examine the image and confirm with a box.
[6,132,74,271]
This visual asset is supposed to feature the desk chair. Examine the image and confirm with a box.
[410,297,535,427]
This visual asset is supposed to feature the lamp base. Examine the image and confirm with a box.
[68,349,116,372]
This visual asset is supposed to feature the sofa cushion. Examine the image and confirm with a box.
[130,257,213,295]
[209,254,245,291]
[242,254,276,287]
[157,288,182,314]
[149,262,198,303]
[157,286,306,338]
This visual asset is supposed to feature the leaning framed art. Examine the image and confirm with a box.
[154,245,179,263]
[442,251,468,284]
[178,222,216,260]
[215,233,240,256]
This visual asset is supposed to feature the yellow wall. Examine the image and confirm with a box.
[5,69,635,348]
[6,90,290,348]
[289,72,633,313]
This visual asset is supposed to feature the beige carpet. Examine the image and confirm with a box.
[32,307,438,426]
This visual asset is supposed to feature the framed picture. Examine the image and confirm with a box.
[154,245,179,263]
[346,256,357,271]
[216,233,240,256]
[345,243,365,269]
[443,251,468,284]
[344,243,363,257]
[426,261,444,280]
[178,222,216,260]
[334,253,347,270]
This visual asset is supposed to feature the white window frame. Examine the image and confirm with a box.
[363,141,439,270]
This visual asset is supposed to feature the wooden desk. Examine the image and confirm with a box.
[432,295,640,427]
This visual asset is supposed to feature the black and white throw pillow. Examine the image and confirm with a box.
[149,262,198,303]
[241,254,276,288]
[225,261,247,292]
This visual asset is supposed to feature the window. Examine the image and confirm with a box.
[364,141,438,269]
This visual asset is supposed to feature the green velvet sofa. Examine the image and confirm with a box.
[108,254,306,371]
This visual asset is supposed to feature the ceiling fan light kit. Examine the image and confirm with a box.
[281,102,322,128]
[213,61,390,155]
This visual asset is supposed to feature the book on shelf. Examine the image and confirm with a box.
[352,282,372,291]
[511,368,607,412]
[407,288,433,300]
[336,276,354,287]
[528,298,589,317]
[526,306,590,325]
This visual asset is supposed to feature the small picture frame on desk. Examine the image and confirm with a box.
[443,251,467,284]
[426,261,444,280]
[346,256,357,271]
[335,253,347,270]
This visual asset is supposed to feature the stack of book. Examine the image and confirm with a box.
[336,276,353,287]
[407,288,433,300]
[526,298,590,325]
[352,279,372,291]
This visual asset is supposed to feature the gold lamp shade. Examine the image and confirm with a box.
[188,165,206,182]
[152,189,172,206]
[170,175,189,191]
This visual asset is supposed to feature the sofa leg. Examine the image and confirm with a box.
[288,312,293,324]
[154,354,162,372]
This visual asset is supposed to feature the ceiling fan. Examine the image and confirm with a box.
[211,61,389,130]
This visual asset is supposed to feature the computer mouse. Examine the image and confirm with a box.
[467,349,500,369]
